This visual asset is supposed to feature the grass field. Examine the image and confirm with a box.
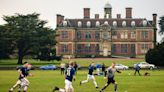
[0,70,164,92]
[0,58,144,67]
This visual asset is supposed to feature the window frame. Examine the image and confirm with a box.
[76,31,82,39]
[121,44,128,53]
[85,31,92,39]
[141,31,148,39]
[95,31,100,39]
[131,31,136,39]
[61,31,68,39]
[61,44,68,53]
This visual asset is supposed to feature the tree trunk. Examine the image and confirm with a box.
[17,49,24,64]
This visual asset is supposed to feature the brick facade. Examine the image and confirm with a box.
[55,3,157,58]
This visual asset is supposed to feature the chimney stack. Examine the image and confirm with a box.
[152,13,157,27]
[84,8,90,19]
[95,14,99,19]
[117,14,121,19]
[56,14,64,27]
[152,13,157,47]
[126,7,132,18]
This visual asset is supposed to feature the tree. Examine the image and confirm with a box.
[146,42,164,66]
[0,26,14,58]
[32,27,56,61]
[159,16,164,35]
[3,13,55,64]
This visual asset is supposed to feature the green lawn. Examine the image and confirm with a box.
[0,59,60,67]
[0,70,164,92]
[0,58,144,67]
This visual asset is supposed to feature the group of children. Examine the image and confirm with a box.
[53,62,121,92]
[80,62,121,92]
[9,61,121,92]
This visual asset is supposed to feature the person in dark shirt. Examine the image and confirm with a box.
[9,62,32,92]
[19,66,30,79]
[53,61,76,92]
[134,63,141,76]
[74,62,78,75]
[65,63,69,71]
[80,62,98,89]
[100,62,121,92]
[102,63,106,75]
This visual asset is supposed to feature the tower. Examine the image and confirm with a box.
[104,2,112,19]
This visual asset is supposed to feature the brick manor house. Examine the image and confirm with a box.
[55,2,157,58]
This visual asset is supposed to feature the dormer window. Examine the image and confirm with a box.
[122,21,126,27]
[96,21,100,27]
[143,20,147,27]
[78,21,82,27]
[131,21,135,27]
[63,21,67,27]
[104,21,109,25]
[86,21,91,28]
[113,21,117,28]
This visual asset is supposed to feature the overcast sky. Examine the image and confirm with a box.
[0,0,164,41]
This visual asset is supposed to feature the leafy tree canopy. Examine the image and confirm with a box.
[2,13,56,64]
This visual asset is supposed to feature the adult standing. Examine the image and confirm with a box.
[60,62,65,75]
[134,63,141,76]
[102,63,106,75]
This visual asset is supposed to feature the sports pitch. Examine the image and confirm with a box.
[0,70,164,92]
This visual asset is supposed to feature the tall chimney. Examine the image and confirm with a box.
[152,13,157,47]
[152,13,157,27]
[117,14,121,19]
[56,14,64,27]
[95,14,99,19]
[84,8,90,19]
[126,7,132,18]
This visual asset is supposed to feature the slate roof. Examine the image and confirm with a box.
[58,18,153,28]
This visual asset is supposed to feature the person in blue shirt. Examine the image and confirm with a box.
[9,62,32,92]
[96,63,101,75]
[53,61,76,92]
[80,62,98,89]
[134,63,141,76]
